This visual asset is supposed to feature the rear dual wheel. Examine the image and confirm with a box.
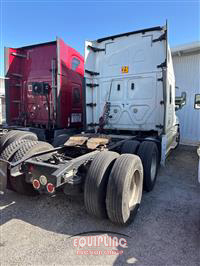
[84,151,143,225]
[121,140,159,192]
[137,141,159,192]
[106,154,143,225]
[84,151,119,219]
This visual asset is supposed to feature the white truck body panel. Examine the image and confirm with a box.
[85,27,176,133]
[85,26,178,165]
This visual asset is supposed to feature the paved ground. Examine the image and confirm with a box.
[0,145,200,266]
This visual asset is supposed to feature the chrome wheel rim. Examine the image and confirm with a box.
[129,170,140,208]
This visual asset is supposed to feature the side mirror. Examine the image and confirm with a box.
[175,92,186,111]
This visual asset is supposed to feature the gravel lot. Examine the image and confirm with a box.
[0,145,200,266]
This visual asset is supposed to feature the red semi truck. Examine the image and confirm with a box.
[4,38,84,142]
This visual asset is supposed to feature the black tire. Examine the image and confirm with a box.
[137,141,159,192]
[12,141,53,163]
[9,141,53,195]
[84,151,119,219]
[0,139,31,192]
[0,139,30,161]
[0,130,20,153]
[5,131,38,147]
[121,140,140,154]
[0,130,37,153]
[106,154,143,225]
[52,134,70,147]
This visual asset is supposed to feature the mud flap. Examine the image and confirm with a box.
[0,160,8,194]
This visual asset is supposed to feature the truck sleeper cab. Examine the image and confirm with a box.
[4,38,84,142]
[0,24,181,225]
[85,24,179,164]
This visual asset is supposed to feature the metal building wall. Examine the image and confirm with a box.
[172,53,200,145]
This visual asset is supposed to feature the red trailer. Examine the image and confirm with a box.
[4,38,84,141]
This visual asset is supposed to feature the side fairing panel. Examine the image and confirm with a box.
[57,38,84,128]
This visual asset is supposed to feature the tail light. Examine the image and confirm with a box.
[33,179,40,189]
[46,183,55,193]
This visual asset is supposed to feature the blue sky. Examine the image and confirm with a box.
[0,0,199,76]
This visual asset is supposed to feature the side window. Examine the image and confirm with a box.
[72,87,81,105]
[71,57,80,71]
[194,94,200,109]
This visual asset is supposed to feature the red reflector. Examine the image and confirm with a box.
[46,183,55,193]
[33,179,40,189]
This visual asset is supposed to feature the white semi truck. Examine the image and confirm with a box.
[0,24,185,225]
[85,24,179,166]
